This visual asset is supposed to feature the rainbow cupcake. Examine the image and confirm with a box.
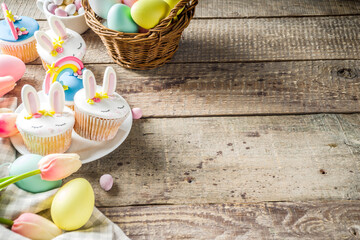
[73,67,130,141]
[0,3,39,63]
[16,83,75,155]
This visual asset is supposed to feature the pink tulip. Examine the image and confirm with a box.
[11,213,62,240]
[0,112,19,137]
[38,154,82,181]
[0,75,16,97]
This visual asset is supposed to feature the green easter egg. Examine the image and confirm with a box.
[107,4,138,33]
[9,154,62,193]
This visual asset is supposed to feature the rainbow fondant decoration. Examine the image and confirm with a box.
[1,3,17,40]
[44,56,85,103]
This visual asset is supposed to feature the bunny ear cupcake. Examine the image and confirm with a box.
[0,3,39,63]
[35,15,86,70]
[73,67,130,141]
[16,83,75,155]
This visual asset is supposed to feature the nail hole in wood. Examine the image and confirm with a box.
[319,169,327,175]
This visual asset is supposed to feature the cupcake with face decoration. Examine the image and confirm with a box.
[16,83,75,155]
[73,67,130,141]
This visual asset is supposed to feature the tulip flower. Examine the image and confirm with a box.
[0,213,62,240]
[0,112,19,137]
[0,153,81,190]
[0,75,16,97]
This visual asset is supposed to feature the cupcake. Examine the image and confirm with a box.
[43,56,85,110]
[73,67,130,141]
[0,3,39,63]
[16,82,75,155]
[35,15,86,70]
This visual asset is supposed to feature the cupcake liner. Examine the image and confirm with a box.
[40,58,49,70]
[0,38,39,63]
[74,106,126,141]
[20,128,72,156]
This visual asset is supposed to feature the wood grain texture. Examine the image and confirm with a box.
[4,0,360,19]
[10,60,360,116]
[99,201,360,239]
[68,114,360,206]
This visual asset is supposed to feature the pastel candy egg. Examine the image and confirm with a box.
[78,7,85,15]
[89,0,121,19]
[123,0,138,8]
[65,4,76,15]
[131,108,142,119]
[107,4,138,33]
[47,3,58,14]
[131,0,170,29]
[51,178,94,231]
[74,0,82,10]
[58,4,66,10]
[9,155,62,193]
[53,0,63,5]
[55,8,68,16]
[100,174,113,191]
[0,55,26,82]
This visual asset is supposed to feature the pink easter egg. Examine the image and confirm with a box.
[47,3,58,14]
[55,8,68,17]
[99,174,113,191]
[0,55,25,82]
[131,108,142,119]
[74,0,82,10]
[123,0,138,7]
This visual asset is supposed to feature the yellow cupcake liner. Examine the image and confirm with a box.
[20,129,72,156]
[0,39,39,63]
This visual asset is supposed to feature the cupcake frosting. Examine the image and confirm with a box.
[0,4,39,42]
[16,83,75,137]
[74,67,130,120]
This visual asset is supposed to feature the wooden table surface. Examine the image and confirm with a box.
[4,0,360,239]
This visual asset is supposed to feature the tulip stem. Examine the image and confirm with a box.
[0,169,41,190]
[0,217,13,226]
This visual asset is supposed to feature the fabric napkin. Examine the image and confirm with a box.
[0,97,130,240]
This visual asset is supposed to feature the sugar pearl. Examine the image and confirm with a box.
[54,8,68,17]
[47,3,58,14]
[77,7,84,14]
[63,0,74,5]
[74,0,82,10]
[65,4,76,15]
[100,174,113,191]
[132,108,142,119]
[52,0,63,5]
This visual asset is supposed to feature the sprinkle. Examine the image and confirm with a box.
[87,99,94,104]
[46,63,59,75]
[5,10,15,22]
[63,85,69,91]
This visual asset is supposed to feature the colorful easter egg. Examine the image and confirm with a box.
[88,0,121,19]
[9,155,62,193]
[47,3,58,14]
[51,178,94,231]
[0,54,26,82]
[107,4,138,33]
[99,174,113,191]
[55,8,68,17]
[123,0,138,8]
[163,0,184,15]
[65,4,76,15]
[131,0,170,29]
[74,0,82,10]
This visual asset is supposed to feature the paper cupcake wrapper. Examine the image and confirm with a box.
[0,39,39,63]
[20,128,72,156]
[40,58,49,71]
[74,107,126,141]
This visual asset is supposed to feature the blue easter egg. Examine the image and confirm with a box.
[107,4,138,33]
[9,154,62,193]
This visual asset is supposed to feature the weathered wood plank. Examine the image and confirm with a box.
[4,0,360,19]
[99,201,360,239]
[9,61,360,116]
[68,114,360,206]
[29,16,360,64]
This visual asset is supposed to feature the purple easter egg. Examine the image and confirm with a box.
[100,174,113,191]
[47,3,58,14]
[132,108,142,119]
[55,8,68,17]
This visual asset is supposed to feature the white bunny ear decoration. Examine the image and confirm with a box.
[35,31,53,52]
[102,67,117,96]
[49,82,65,113]
[22,85,40,115]
[49,15,67,39]
[83,69,96,100]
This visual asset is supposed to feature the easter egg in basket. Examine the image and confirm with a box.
[107,4,138,33]
[131,0,170,29]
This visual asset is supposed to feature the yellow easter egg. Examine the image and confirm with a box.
[163,0,184,15]
[51,178,94,231]
[131,0,170,29]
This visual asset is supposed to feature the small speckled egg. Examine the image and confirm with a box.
[10,155,62,193]
[51,178,94,231]
[65,4,76,15]
[55,8,68,16]
[131,0,170,29]
[47,3,58,14]
[100,174,113,191]
[107,4,138,33]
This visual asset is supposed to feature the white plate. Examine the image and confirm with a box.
[10,91,132,164]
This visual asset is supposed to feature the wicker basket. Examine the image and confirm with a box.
[82,0,198,70]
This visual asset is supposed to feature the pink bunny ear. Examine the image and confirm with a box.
[35,31,53,52]
[49,15,67,39]
[102,67,117,95]
[83,69,96,99]
[21,85,40,115]
[49,82,65,113]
